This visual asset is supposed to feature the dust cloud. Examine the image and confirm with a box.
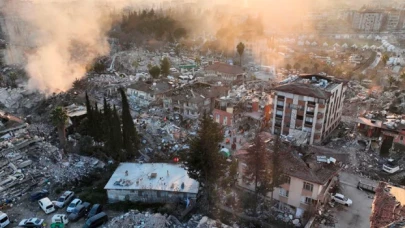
[0,0,366,94]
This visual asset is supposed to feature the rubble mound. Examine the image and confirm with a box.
[0,88,43,111]
[106,210,235,228]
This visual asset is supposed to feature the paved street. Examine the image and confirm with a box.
[330,172,377,228]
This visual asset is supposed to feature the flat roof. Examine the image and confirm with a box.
[104,163,199,194]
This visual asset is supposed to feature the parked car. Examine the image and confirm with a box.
[68,205,86,222]
[83,212,108,228]
[87,204,103,219]
[55,191,74,208]
[383,158,400,174]
[18,218,44,228]
[51,214,69,225]
[0,212,10,228]
[331,193,353,206]
[38,197,56,214]
[30,190,49,202]
[67,199,82,213]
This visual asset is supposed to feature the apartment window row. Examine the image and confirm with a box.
[303,182,314,192]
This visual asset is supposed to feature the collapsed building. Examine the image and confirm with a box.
[127,80,173,107]
[268,75,348,144]
[162,82,229,119]
[370,182,405,228]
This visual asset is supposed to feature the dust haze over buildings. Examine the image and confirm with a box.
[0,0,379,94]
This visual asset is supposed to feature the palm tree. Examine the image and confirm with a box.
[51,106,68,148]
[236,42,245,67]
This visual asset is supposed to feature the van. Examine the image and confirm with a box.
[0,212,10,228]
[39,197,56,214]
[83,212,108,228]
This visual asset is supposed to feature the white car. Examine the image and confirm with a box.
[66,199,82,213]
[382,159,400,174]
[52,214,69,225]
[55,191,74,208]
[38,197,56,214]
[331,193,353,206]
[18,218,44,227]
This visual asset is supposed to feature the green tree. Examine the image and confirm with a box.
[269,136,287,200]
[195,57,201,66]
[173,27,187,40]
[236,42,245,67]
[286,64,292,71]
[93,61,106,73]
[149,66,161,78]
[382,54,389,65]
[303,67,309,73]
[293,62,301,70]
[51,106,68,149]
[132,61,139,73]
[184,113,225,211]
[160,57,170,77]
[85,92,94,135]
[244,134,272,215]
[111,105,123,161]
[119,88,140,159]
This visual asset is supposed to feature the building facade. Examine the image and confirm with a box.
[352,10,384,32]
[269,75,347,144]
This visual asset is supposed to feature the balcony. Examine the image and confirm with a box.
[317,112,324,119]
[297,110,305,116]
[307,102,316,108]
[306,112,314,117]
[295,119,303,127]
[277,96,285,101]
[275,115,283,120]
[316,123,322,130]
[276,105,284,111]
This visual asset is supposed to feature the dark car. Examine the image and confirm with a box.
[83,212,108,228]
[68,202,91,222]
[30,190,49,202]
[87,204,103,219]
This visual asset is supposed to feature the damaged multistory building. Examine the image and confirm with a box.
[235,133,341,218]
[269,75,348,144]
[370,182,405,228]
[162,82,229,119]
[127,80,173,107]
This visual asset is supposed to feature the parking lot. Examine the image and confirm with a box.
[330,172,376,228]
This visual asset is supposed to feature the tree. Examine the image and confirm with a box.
[244,134,272,215]
[132,61,139,73]
[149,66,161,79]
[51,106,68,148]
[293,62,301,70]
[388,75,396,87]
[269,136,287,200]
[314,63,319,71]
[119,88,140,159]
[382,54,389,65]
[160,57,170,77]
[303,67,309,73]
[173,27,187,40]
[286,64,292,71]
[195,56,201,66]
[8,72,17,88]
[93,61,106,73]
[111,105,123,161]
[184,113,226,211]
[236,42,245,67]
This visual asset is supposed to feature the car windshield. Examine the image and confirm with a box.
[58,197,64,202]
[34,219,40,224]
[344,197,349,201]
[69,202,76,207]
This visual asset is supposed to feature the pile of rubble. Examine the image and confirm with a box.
[0,88,43,111]
[106,210,237,228]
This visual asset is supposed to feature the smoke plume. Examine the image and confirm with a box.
[0,0,123,94]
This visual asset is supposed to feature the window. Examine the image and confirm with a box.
[279,188,289,197]
[138,191,143,196]
[216,114,220,123]
[306,117,313,123]
[285,176,291,184]
[276,110,283,116]
[303,182,313,192]
[157,191,161,198]
[301,196,312,204]
[223,116,228,125]
[297,115,303,120]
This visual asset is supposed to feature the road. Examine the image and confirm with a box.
[330,172,377,228]
[361,52,381,74]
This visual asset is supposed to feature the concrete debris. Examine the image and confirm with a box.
[106,211,234,228]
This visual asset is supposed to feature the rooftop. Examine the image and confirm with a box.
[273,75,346,100]
[370,182,405,228]
[128,80,173,95]
[104,163,199,194]
[204,63,244,75]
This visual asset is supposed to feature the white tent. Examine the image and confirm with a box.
[305,41,310,46]
[351,44,358,49]
[387,45,395,52]
[333,43,340,47]
[359,35,365,39]
[377,45,385,51]
[362,44,369,49]
[311,42,317,46]
[375,35,381,41]
[370,45,377,50]
[342,43,348,48]
[297,41,304,46]
[323,42,328,47]
[367,34,373,39]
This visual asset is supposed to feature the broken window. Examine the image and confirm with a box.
[279,188,289,197]
[303,182,313,192]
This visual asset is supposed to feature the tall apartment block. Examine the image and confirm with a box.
[269,75,348,145]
